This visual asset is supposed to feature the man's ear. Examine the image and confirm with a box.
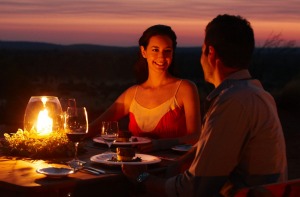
[208,46,216,57]
[208,46,217,63]
[140,46,146,58]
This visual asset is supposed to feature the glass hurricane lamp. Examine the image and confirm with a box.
[23,96,63,137]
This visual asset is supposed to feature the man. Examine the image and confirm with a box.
[122,14,287,197]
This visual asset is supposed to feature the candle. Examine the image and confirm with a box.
[36,108,53,136]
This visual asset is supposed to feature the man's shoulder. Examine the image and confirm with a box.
[225,79,265,95]
[219,80,274,105]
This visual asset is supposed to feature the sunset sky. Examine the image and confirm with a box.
[0,0,299,47]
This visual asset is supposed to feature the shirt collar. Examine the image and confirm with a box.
[224,69,251,80]
[207,69,252,102]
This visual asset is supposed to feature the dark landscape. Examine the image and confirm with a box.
[0,40,300,179]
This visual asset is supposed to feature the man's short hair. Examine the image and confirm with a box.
[204,14,255,69]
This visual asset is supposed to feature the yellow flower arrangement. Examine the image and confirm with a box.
[1,129,76,159]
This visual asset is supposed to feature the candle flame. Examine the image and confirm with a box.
[36,109,53,136]
[41,97,47,106]
[36,97,53,136]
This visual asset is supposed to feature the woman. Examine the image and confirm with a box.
[89,24,201,152]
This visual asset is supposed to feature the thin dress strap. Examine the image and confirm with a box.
[133,85,139,99]
[174,80,183,97]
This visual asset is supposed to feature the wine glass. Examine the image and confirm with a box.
[59,97,76,129]
[101,121,119,153]
[65,107,88,169]
[59,97,77,112]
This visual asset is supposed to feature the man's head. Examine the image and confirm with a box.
[203,14,255,69]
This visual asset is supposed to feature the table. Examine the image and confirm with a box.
[0,139,182,197]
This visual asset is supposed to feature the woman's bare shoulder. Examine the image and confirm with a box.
[179,79,198,90]
[121,84,139,98]
[126,84,139,93]
[175,79,198,103]
[179,79,199,97]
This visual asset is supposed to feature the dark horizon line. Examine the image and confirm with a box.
[0,40,202,48]
[0,40,299,50]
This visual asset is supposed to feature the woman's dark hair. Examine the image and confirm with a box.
[204,14,255,69]
[134,24,177,84]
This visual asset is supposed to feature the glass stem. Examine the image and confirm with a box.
[108,140,115,152]
[74,142,79,160]
[108,143,111,152]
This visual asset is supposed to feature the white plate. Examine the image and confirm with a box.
[93,136,151,145]
[172,144,193,152]
[36,167,74,178]
[90,153,161,165]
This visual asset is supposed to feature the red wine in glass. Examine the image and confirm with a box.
[66,133,86,142]
[65,107,88,169]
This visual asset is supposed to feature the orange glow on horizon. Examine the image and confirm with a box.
[1,14,299,47]
[251,20,300,46]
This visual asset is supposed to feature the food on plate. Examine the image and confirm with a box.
[116,147,135,161]
[131,137,138,142]
[116,130,132,142]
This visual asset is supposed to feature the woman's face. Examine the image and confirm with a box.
[141,35,173,73]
